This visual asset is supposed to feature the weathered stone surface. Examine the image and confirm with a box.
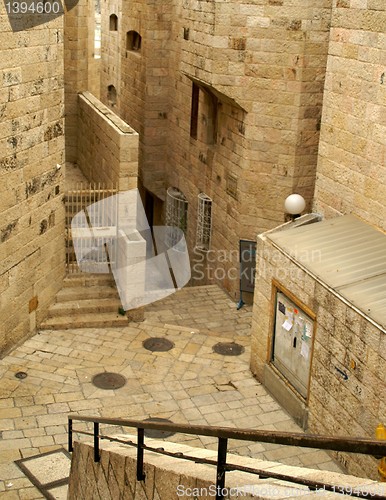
[77,92,139,190]
[0,12,65,356]
[250,234,385,480]
[68,437,386,499]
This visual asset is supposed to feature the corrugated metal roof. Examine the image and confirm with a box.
[267,214,386,331]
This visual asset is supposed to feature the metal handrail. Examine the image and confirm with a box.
[68,415,386,500]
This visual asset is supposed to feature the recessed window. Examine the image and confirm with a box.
[126,30,142,51]
[190,83,218,144]
[109,14,118,31]
[196,193,212,252]
[190,83,199,140]
[226,173,238,199]
[107,85,117,106]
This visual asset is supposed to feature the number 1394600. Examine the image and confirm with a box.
[5,1,61,14]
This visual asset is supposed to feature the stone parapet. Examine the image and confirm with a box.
[68,434,386,499]
[77,91,139,190]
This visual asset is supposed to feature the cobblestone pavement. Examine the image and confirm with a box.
[0,285,343,499]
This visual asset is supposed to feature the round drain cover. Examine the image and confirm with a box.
[92,372,126,390]
[144,418,175,439]
[15,371,27,379]
[212,342,245,356]
[143,338,174,352]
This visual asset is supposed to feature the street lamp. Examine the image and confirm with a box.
[284,194,306,219]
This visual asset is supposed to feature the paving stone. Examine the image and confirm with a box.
[0,284,345,497]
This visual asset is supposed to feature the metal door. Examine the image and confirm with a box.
[271,291,314,398]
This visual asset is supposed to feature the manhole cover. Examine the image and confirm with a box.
[15,371,27,379]
[91,372,126,390]
[212,342,245,356]
[144,418,175,439]
[143,338,174,352]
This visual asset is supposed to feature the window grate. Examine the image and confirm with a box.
[196,193,212,252]
[165,187,188,247]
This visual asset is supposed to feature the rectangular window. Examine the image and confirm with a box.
[190,83,218,144]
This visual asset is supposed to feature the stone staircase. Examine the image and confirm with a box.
[40,273,129,330]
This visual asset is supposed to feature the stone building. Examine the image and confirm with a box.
[249,1,386,480]
[0,0,384,479]
[94,0,334,300]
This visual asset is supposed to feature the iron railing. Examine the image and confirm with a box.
[68,415,386,500]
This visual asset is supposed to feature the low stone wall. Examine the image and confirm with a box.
[68,434,386,499]
[77,91,139,190]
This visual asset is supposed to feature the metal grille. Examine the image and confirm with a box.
[165,187,188,247]
[196,192,212,252]
[65,183,118,274]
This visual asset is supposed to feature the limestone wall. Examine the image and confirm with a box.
[250,232,386,479]
[65,0,386,302]
[314,3,386,230]
[96,0,333,299]
[64,0,90,163]
[166,0,331,296]
[77,92,139,190]
[0,11,65,355]
[99,0,171,199]
[68,436,386,498]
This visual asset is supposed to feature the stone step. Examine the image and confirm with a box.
[47,298,122,317]
[56,285,119,302]
[40,312,128,330]
[63,273,115,288]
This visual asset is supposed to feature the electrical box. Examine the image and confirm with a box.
[271,291,314,398]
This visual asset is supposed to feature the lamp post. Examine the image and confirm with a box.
[284,194,306,220]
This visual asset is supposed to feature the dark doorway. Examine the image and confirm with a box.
[145,190,154,228]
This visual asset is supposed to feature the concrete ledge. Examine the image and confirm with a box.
[68,434,386,499]
[264,364,309,430]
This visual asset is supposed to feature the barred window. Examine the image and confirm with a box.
[165,187,188,247]
[196,193,212,252]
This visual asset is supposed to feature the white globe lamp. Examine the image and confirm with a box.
[284,194,306,218]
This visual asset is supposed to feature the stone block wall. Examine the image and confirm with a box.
[314,2,386,230]
[77,92,139,190]
[94,0,333,299]
[100,0,171,199]
[162,0,333,297]
[250,232,386,479]
[95,0,384,299]
[69,435,386,498]
[0,11,65,356]
[87,0,101,99]
[64,0,90,163]
[100,0,121,108]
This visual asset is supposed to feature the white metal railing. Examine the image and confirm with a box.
[65,183,118,274]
